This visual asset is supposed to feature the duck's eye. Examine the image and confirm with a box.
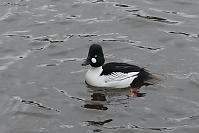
[94,55,97,58]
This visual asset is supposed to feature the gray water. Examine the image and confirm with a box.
[1,0,199,133]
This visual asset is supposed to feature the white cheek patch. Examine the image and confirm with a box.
[91,58,97,63]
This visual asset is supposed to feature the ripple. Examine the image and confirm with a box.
[3,33,65,46]
[168,72,199,80]
[125,9,140,12]
[51,57,85,62]
[0,51,31,71]
[37,63,59,67]
[14,111,55,119]
[103,123,173,131]
[67,33,98,38]
[174,1,193,5]
[28,41,44,46]
[34,36,64,43]
[53,87,86,102]
[168,95,199,108]
[166,31,199,38]
[0,96,28,116]
[150,8,198,18]
[34,5,57,12]
[66,15,80,20]
[75,17,113,24]
[133,13,179,24]
[59,124,74,129]
[115,4,130,8]
[54,13,80,21]
[0,8,14,21]
[101,38,162,51]
[70,69,87,74]
[3,34,32,39]
[37,57,85,68]
[21,99,60,112]
[166,115,199,122]
[0,61,15,71]
[92,0,105,3]
[1,1,26,6]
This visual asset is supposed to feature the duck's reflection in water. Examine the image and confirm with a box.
[83,91,108,110]
[82,86,146,131]
[90,92,106,101]
[83,85,146,111]
[86,119,113,126]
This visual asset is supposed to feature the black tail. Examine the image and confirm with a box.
[130,68,165,88]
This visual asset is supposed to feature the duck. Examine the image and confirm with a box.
[82,44,164,96]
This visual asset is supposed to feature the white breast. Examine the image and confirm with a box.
[85,66,106,87]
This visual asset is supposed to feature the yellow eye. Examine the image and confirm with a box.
[94,55,97,58]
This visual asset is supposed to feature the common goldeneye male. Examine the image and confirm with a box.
[82,44,164,96]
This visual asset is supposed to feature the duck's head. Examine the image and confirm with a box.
[82,44,105,67]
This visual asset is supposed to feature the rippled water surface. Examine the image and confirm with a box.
[1,0,199,133]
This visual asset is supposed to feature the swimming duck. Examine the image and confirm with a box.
[82,44,164,96]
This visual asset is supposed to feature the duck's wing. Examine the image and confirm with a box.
[105,71,139,82]
[101,62,141,75]
[101,62,140,82]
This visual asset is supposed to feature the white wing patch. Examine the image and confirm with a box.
[105,72,139,82]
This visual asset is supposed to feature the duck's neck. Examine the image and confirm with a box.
[90,66,102,70]
[90,66,103,74]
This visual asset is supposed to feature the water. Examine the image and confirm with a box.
[0,0,199,132]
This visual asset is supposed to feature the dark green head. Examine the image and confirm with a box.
[82,44,105,67]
